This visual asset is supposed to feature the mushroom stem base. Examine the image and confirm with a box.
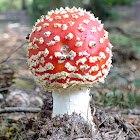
[52,88,92,121]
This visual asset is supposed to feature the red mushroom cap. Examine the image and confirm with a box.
[27,7,113,91]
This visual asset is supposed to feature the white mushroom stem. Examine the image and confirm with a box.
[52,88,95,129]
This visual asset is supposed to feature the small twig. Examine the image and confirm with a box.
[74,138,91,140]
[19,119,28,139]
[98,117,109,128]
[4,57,27,62]
[128,122,140,134]
[0,107,41,114]
[92,107,96,116]
[113,128,123,140]
[73,136,90,140]
[106,130,117,136]
[0,41,27,64]
[70,122,76,140]
[92,109,104,140]
[0,86,17,92]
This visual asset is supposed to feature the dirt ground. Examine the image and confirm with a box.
[0,2,140,140]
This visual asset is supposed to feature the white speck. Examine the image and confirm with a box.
[83,19,90,24]
[43,23,49,27]
[101,64,105,69]
[41,18,44,23]
[78,12,84,16]
[63,14,69,18]
[36,62,54,72]
[90,16,95,21]
[100,24,104,28]
[102,68,108,74]
[44,48,49,57]
[76,57,87,65]
[91,27,97,32]
[36,66,45,72]
[48,10,54,15]
[48,18,53,22]
[89,41,96,48]
[106,47,110,53]
[78,25,85,32]
[75,41,83,47]
[54,23,62,28]
[47,41,55,46]
[65,6,70,10]
[89,65,99,73]
[99,52,106,60]
[67,50,76,60]
[68,21,75,26]
[76,37,80,41]
[60,10,67,14]
[89,56,98,63]
[100,38,105,43]
[49,56,53,59]
[55,52,65,59]
[106,58,111,66]
[55,52,61,57]
[54,8,59,14]
[97,19,101,24]
[104,31,108,39]
[80,65,90,71]
[55,16,61,19]
[33,37,38,43]
[54,35,60,42]
[31,26,36,32]
[38,51,43,57]
[44,31,51,37]
[79,51,90,57]
[109,43,113,48]
[45,62,54,70]
[97,27,102,31]
[71,14,78,19]
[65,33,73,40]
[32,44,39,49]
[62,24,68,30]
[37,19,41,24]
[65,62,78,72]
[45,15,50,20]
[39,37,44,44]
[99,78,104,83]
[36,26,41,31]
[61,45,69,53]
[58,60,65,63]
[71,7,78,12]
[39,57,45,64]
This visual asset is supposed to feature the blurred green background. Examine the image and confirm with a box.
[0,0,134,21]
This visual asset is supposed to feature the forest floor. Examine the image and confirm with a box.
[0,1,140,139]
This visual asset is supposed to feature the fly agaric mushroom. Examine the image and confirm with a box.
[27,7,112,123]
